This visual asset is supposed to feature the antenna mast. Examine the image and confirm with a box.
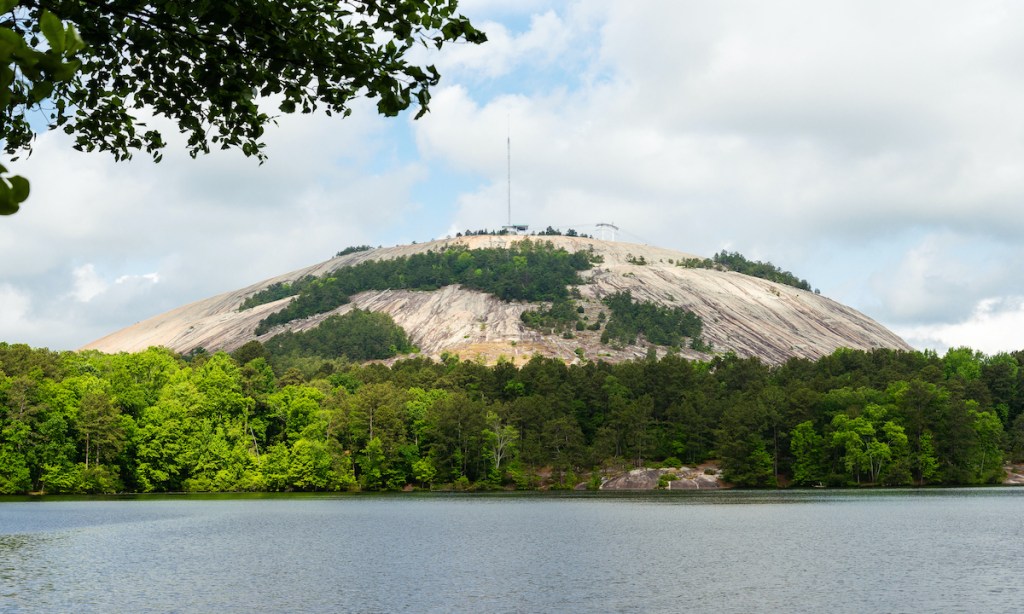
[502,116,528,235]
[507,116,511,228]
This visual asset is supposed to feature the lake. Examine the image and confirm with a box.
[1,489,1022,613]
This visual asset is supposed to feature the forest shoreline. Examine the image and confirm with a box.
[3,343,1024,496]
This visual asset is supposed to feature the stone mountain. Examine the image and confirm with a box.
[82,235,913,365]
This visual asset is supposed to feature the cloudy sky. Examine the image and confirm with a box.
[3,0,1024,355]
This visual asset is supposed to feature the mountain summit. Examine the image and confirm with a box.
[82,235,912,364]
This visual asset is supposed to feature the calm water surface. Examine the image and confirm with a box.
[1,489,1022,613]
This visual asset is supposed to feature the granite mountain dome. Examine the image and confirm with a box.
[82,235,912,365]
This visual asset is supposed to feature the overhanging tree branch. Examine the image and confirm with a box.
[0,0,485,215]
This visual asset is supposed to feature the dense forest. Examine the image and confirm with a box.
[262,309,415,361]
[1,341,1021,495]
[600,291,706,350]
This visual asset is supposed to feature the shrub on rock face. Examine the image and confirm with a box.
[601,290,703,348]
[264,309,413,361]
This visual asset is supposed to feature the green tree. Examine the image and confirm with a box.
[715,391,777,487]
[482,409,518,482]
[289,437,334,490]
[829,413,875,484]
[405,387,447,451]
[77,390,125,469]
[943,347,984,382]
[982,353,1019,427]
[914,430,940,485]
[967,408,1005,483]
[411,455,436,487]
[0,375,41,492]
[260,443,291,490]
[232,341,269,366]
[194,352,252,419]
[888,379,942,484]
[790,421,825,486]
[0,442,30,493]
[267,384,325,444]
[1,0,485,214]
[541,414,584,477]
[264,309,414,361]
[103,347,182,416]
[357,435,386,490]
[878,420,912,486]
[133,398,189,491]
[426,391,486,482]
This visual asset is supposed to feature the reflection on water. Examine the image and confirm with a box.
[0,533,65,606]
[1,489,1022,613]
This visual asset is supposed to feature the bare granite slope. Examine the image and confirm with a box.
[82,235,912,364]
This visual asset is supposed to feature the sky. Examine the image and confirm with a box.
[3,0,1024,355]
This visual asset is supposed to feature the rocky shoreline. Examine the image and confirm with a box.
[594,463,725,490]
[1005,464,1024,485]
[583,462,1024,490]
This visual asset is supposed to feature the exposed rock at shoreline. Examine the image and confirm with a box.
[599,464,725,490]
[1004,464,1024,485]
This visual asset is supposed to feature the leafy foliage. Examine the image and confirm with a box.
[239,275,317,311]
[601,291,704,349]
[1,0,484,213]
[263,309,414,361]
[679,251,814,292]
[2,342,1022,493]
[249,241,598,334]
[335,245,374,257]
[456,227,594,239]
[0,5,84,214]
[519,299,583,335]
[535,226,587,238]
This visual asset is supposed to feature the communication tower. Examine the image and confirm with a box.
[501,118,528,235]
[596,223,619,241]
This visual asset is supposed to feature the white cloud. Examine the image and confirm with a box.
[423,1,1024,241]
[898,297,1024,355]
[439,11,572,79]
[70,264,107,303]
[116,272,160,285]
[0,284,31,332]
[865,232,1024,325]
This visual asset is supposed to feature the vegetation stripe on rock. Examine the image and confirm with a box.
[246,240,601,334]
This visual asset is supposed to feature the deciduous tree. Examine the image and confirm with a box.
[1,0,485,214]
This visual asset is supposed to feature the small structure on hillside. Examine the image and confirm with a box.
[596,222,618,241]
[502,224,529,234]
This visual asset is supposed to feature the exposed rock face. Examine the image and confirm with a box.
[82,235,913,364]
[599,465,724,490]
[1005,464,1024,485]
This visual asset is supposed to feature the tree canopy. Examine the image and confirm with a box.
[0,0,485,214]
[2,343,1022,494]
[678,250,814,292]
